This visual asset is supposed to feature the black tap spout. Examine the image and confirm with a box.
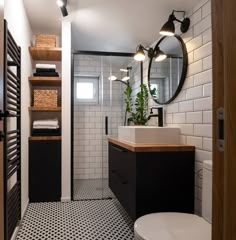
[147,114,159,121]
[148,107,163,127]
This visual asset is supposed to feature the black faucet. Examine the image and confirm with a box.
[147,107,164,127]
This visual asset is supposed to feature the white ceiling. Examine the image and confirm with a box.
[23,0,198,52]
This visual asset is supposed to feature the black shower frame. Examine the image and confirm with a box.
[70,50,143,200]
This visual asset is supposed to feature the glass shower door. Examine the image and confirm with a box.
[73,54,104,200]
[73,53,133,201]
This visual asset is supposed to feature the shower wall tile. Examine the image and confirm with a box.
[73,55,127,180]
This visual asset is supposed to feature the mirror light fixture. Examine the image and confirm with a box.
[108,75,117,81]
[57,0,68,17]
[120,69,129,72]
[134,45,146,61]
[122,76,130,81]
[108,67,132,86]
[160,10,190,36]
[134,45,167,62]
[155,47,167,62]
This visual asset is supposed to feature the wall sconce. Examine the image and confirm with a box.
[160,10,190,36]
[57,0,68,17]
[134,45,167,62]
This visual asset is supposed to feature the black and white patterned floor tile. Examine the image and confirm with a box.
[74,179,115,200]
[16,199,134,240]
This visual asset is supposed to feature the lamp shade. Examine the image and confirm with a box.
[155,47,167,62]
[134,46,146,61]
[160,14,176,36]
[160,20,175,36]
[155,53,167,62]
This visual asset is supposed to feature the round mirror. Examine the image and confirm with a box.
[148,35,188,104]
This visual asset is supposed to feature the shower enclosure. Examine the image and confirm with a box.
[71,51,138,200]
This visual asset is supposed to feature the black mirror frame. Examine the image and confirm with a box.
[148,35,188,105]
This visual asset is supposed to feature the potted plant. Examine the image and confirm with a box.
[124,83,149,125]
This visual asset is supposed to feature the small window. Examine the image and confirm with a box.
[75,76,99,103]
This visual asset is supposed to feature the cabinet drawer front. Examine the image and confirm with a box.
[109,143,136,184]
[109,143,136,219]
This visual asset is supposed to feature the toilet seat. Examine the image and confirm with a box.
[134,212,211,240]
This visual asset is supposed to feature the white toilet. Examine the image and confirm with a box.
[134,160,212,240]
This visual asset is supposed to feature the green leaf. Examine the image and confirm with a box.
[124,83,149,125]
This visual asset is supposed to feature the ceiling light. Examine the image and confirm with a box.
[134,45,146,61]
[160,10,190,36]
[57,0,68,17]
[57,0,64,7]
[108,76,117,81]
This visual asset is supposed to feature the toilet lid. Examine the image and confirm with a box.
[134,213,211,240]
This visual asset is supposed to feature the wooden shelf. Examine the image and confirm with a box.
[29,107,61,112]
[29,136,62,141]
[29,47,62,61]
[29,76,61,86]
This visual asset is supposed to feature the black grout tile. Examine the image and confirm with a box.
[16,199,134,240]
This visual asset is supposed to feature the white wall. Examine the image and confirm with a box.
[4,0,33,216]
[131,0,212,215]
[61,21,71,202]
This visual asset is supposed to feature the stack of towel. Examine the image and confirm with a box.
[32,119,61,136]
[34,64,59,77]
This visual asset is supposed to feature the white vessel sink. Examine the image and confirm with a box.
[118,126,180,144]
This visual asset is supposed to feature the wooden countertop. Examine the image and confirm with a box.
[108,138,195,152]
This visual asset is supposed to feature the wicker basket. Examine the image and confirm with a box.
[34,90,58,108]
[35,34,56,48]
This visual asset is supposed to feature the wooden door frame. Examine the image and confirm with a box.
[223,0,236,238]
[212,0,236,239]
[212,0,224,239]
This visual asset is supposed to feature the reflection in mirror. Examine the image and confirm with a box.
[148,35,188,104]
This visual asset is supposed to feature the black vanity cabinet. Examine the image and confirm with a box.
[29,139,61,202]
[109,141,195,220]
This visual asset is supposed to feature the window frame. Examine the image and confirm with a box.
[74,75,99,104]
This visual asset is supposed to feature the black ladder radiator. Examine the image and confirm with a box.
[1,20,21,240]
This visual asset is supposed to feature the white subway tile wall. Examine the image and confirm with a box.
[131,0,212,215]
[73,55,132,180]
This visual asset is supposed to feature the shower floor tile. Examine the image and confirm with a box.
[74,178,115,200]
[16,199,134,240]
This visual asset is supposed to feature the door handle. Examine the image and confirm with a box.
[105,116,108,135]
[217,107,224,152]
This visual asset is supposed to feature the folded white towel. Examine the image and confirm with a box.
[33,125,60,129]
[33,119,59,127]
[36,64,56,69]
